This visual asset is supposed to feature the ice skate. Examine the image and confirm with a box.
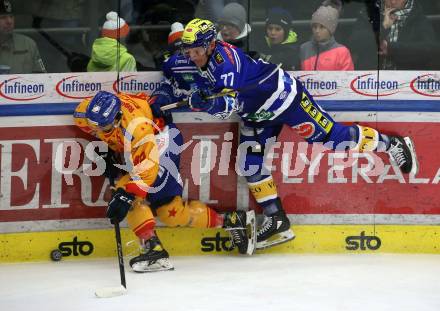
[387,136,419,175]
[223,210,257,255]
[256,209,295,250]
[129,236,174,273]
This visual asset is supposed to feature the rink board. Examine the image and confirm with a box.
[1,115,440,224]
[1,225,439,263]
[1,71,440,262]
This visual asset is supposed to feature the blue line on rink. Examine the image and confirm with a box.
[0,100,440,116]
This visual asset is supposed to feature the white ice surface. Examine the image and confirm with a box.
[1,254,439,311]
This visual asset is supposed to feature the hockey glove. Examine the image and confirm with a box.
[106,188,135,224]
[150,94,172,121]
[101,148,121,179]
[188,89,213,111]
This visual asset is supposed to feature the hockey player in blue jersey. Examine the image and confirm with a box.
[151,18,419,250]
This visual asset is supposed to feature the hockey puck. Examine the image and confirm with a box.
[50,249,63,261]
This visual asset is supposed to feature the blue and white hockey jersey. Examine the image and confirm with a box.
[155,41,305,128]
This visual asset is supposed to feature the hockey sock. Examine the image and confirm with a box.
[379,134,391,151]
[261,198,282,216]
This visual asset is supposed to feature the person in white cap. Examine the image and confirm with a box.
[165,22,184,58]
[87,11,137,72]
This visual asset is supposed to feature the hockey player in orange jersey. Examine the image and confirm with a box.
[74,90,256,272]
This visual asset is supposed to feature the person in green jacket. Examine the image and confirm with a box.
[257,7,299,71]
[87,11,137,72]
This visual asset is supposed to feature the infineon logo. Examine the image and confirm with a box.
[350,73,399,97]
[55,75,102,99]
[113,75,161,93]
[0,76,45,101]
[297,74,338,97]
[409,74,440,97]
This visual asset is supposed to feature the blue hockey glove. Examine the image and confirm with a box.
[150,94,173,123]
[208,95,239,120]
[106,188,135,224]
[188,89,213,111]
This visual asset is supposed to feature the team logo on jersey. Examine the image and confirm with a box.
[182,74,194,82]
[246,110,275,122]
[279,91,288,100]
[214,52,224,65]
[292,122,315,139]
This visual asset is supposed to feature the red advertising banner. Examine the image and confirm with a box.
[275,122,440,215]
[1,115,439,225]
[0,122,240,222]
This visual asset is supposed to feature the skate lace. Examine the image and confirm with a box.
[257,217,273,237]
[389,146,406,166]
[229,229,242,244]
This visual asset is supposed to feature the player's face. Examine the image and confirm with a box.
[183,46,209,67]
[312,23,331,43]
[266,24,285,45]
[99,112,122,132]
[0,14,14,34]
[99,123,114,132]
[183,41,215,67]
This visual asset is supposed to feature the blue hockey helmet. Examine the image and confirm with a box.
[181,18,216,50]
[86,91,121,129]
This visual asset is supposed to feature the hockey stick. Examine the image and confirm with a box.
[95,173,127,298]
[160,63,282,111]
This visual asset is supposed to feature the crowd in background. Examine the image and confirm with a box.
[1,0,440,74]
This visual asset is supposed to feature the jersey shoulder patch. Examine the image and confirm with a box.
[214,51,224,65]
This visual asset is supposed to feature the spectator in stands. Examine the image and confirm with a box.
[195,0,248,23]
[216,2,251,51]
[299,0,354,70]
[379,0,439,69]
[31,0,86,73]
[258,7,299,71]
[0,0,46,74]
[87,11,137,72]
[151,21,185,70]
[165,22,184,59]
[194,0,225,22]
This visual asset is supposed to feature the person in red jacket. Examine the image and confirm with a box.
[299,0,354,71]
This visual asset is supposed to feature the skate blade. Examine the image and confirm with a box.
[403,137,419,175]
[131,258,174,273]
[256,229,295,250]
[245,210,257,256]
